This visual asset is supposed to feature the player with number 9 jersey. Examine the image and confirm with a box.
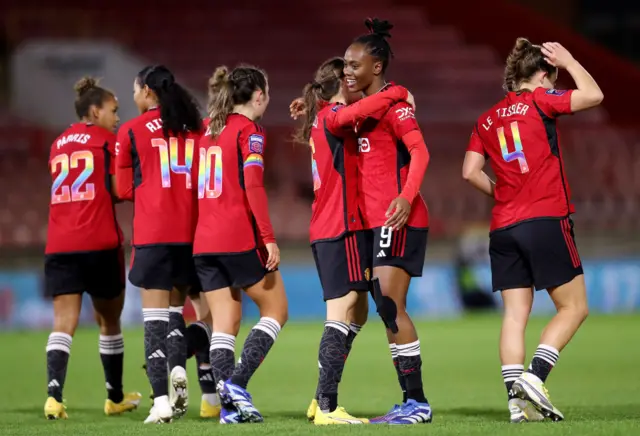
[115,66,202,293]
[354,83,430,277]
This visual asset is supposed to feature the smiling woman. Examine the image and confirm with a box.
[342,18,433,426]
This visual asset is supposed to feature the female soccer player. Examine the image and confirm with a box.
[294,57,413,425]
[115,65,203,423]
[44,77,141,419]
[343,18,432,424]
[193,65,288,424]
[462,39,602,422]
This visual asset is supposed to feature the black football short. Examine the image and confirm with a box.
[194,247,271,292]
[44,247,124,299]
[312,231,372,301]
[129,244,199,291]
[368,226,428,277]
[490,217,583,292]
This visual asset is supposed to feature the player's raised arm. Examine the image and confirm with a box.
[327,85,411,134]
[541,42,603,113]
[114,128,133,201]
[463,127,495,197]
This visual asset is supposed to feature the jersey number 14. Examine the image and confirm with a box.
[497,121,529,174]
[152,137,194,189]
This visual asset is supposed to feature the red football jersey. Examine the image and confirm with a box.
[356,85,429,229]
[115,108,200,245]
[193,114,275,254]
[309,86,409,242]
[467,87,575,231]
[46,123,122,254]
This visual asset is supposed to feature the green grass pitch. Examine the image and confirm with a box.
[2,315,639,435]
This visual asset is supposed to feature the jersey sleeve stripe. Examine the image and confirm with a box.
[243,153,264,169]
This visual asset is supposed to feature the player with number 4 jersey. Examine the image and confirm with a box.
[463,38,603,423]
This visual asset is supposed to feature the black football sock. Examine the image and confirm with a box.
[502,364,524,400]
[187,321,216,394]
[167,306,187,371]
[390,343,408,403]
[345,323,361,358]
[143,308,169,399]
[99,333,125,403]
[230,317,282,389]
[210,332,236,385]
[316,321,349,413]
[527,344,559,383]
[397,340,428,404]
[46,332,72,402]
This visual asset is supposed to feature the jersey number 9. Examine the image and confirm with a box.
[51,151,95,204]
[197,146,223,199]
[152,137,194,189]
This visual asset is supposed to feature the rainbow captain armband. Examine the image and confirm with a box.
[244,153,264,169]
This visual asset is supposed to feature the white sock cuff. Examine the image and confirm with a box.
[501,364,524,381]
[349,323,362,334]
[397,340,421,357]
[143,308,169,322]
[99,334,124,355]
[169,306,184,315]
[253,317,281,341]
[46,332,72,353]
[210,332,235,352]
[389,343,398,358]
[325,321,349,336]
[535,344,560,366]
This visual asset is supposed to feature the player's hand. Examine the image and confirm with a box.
[289,97,307,120]
[541,42,575,69]
[265,242,280,271]
[406,90,416,111]
[384,197,411,230]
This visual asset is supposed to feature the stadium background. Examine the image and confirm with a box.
[0,0,638,328]
[1,1,639,435]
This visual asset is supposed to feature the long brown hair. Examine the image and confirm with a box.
[503,38,556,92]
[293,57,346,144]
[207,65,268,137]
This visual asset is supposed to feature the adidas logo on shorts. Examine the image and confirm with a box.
[377,250,386,258]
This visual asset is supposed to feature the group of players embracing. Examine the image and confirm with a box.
[42,16,602,426]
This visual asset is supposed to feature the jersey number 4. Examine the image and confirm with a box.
[152,137,194,189]
[197,146,223,199]
[497,121,529,174]
[50,151,95,204]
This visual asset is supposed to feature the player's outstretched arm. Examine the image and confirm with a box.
[327,86,412,134]
[542,42,603,112]
[462,151,495,197]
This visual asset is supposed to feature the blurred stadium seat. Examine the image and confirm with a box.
[0,0,637,248]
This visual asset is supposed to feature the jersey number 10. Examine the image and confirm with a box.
[197,146,223,199]
[497,121,529,174]
[50,151,95,204]
[152,138,194,189]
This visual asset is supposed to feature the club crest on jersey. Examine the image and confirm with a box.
[546,89,567,96]
[396,107,415,121]
[249,134,264,154]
